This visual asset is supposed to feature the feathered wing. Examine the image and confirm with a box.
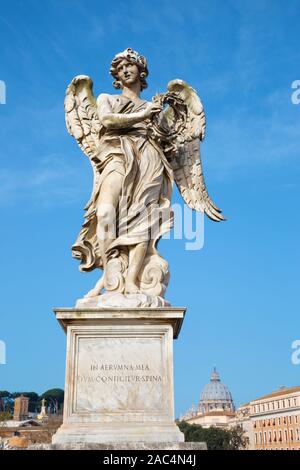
[64,75,103,192]
[65,75,104,271]
[164,79,225,222]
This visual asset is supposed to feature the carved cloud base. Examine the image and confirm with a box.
[76,292,171,309]
[52,307,185,445]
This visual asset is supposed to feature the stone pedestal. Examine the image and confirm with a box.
[52,307,186,446]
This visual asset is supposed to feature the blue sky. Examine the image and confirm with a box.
[0,0,299,416]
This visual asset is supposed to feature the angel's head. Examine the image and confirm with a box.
[110,48,148,91]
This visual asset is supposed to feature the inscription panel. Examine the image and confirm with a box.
[74,336,165,413]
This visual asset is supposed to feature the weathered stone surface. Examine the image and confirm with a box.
[29,442,207,450]
[52,307,186,445]
[65,48,224,306]
[76,292,171,309]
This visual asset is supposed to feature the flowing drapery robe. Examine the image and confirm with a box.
[72,94,174,291]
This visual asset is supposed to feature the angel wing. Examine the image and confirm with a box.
[64,75,103,191]
[163,79,225,222]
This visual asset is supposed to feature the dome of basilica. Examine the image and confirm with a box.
[199,367,235,413]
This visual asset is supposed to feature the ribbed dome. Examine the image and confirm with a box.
[199,368,234,413]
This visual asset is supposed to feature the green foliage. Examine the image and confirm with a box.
[0,411,12,422]
[41,389,64,413]
[0,389,65,414]
[12,392,39,401]
[178,421,207,442]
[178,421,247,450]
[203,426,232,450]
[229,425,247,450]
[41,389,64,404]
[0,392,13,413]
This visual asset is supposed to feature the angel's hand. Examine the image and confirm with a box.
[142,102,162,119]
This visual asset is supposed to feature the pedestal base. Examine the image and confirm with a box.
[52,307,186,446]
[52,423,184,445]
[30,442,207,450]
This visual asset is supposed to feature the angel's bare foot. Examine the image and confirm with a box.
[124,279,140,294]
[84,276,104,298]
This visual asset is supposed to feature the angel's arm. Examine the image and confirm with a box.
[97,94,152,129]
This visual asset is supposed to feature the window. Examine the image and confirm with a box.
[288,399,291,407]
[289,416,292,424]
[260,432,263,444]
[290,429,294,441]
[272,402,275,410]
[295,415,298,424]
[294,398,297,406]
[274,431,277,442]
[282,400,285,408]
[277,401,280,409]
[296,429,299,442]
[264,432,267,444]
[255,433,258,444]
[285,430,288,442]
[279,430,282,442]
[269,431,272,443]
[278,417,281,425]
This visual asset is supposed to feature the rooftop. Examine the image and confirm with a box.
[251,386,300,403]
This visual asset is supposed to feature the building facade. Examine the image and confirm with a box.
[182,370,300,450]
[250,386,300,450]
[13,396,29,421]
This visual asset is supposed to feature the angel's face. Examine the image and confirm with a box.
[116,60,140,87]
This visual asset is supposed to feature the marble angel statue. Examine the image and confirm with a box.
[64,48,224,307]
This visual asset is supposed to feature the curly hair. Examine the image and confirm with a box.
[110,48,148,91]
